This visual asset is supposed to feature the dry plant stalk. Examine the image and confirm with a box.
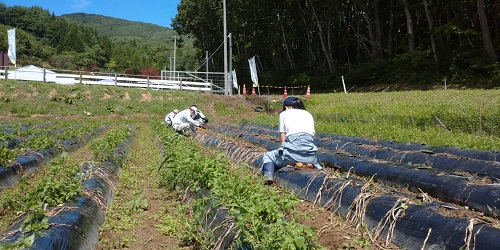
[372,198,408,247]
[212,217,240,250]
[421,228,432,250]
[418,188,432,203]
[323,179,353,213]
[345,181,373,230]
[299,170,324,202]
[464,218,485,250]
[82,189,107,213]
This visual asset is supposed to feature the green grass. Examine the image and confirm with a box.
[254,90,500,151]
[1,80,498,151]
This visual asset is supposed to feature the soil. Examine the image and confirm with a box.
[89,117,400,249]
[196,127,401,249]
[2,90,497,250]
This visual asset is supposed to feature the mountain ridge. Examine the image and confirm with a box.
[62,12,177,44]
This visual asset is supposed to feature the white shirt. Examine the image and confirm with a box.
[279,109,315,137]
[165,111,177,123]
[172,109,200,127]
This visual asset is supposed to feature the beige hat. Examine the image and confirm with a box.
[190,106,198,112]
[173,109,179,114]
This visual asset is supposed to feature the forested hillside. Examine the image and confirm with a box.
[174,0,500,90]
[62,13,177,45]
[0,4,198,75]
[1,2,498,90]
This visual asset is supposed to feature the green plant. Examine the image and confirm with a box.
[126,190,148,211]
[1,96,10,103]
[0,153,82,219]
[153,120,320,249]
[90,126,131,164]
[0,146,16,167]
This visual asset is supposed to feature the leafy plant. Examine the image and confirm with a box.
[0,146,16,167]
[90,126,131,164]
[153,121,320,249]
[126,190,148,211]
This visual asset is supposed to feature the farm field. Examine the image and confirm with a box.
[0,80,499,249]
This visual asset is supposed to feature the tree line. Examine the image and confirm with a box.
[173,0,499,89]
[0,4,197,75]
[1,2,497,88]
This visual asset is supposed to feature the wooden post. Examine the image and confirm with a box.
[43,69,46,83]
[479,107,482,132]
[5,67,8,80]
[342,76,347,93]
[409,115,414,126]
[147,75,150,89]
[433,116,450,132]
[79,71,83,84]
[114,73,117,87]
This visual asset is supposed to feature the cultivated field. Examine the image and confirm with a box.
[0,80,499,249]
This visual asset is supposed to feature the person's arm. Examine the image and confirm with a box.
[186,114,200,127]
[278,112,286,144]
[279,132,286,144]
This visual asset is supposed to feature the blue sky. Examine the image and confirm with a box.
[1,0,180,28]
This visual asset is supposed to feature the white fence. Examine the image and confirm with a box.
[0,66,228,94]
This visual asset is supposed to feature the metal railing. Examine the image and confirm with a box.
[0,66,230,94]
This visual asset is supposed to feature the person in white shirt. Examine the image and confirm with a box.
[172,105,205,134]
[190,105,209,125]
[261,96,322,184]
[164,109,179,126]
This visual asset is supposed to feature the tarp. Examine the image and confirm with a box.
[209,123,500,217]
[193,127,500,250]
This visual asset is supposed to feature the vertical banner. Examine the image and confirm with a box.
[231,69,238,89]
[7,28,16,66]
[248,56,259,87]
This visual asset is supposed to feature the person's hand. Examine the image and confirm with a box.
[198,124,207,129]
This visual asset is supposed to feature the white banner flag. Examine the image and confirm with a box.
[231,69,238,89]
[248,56,259,87]
[7,28,16,65]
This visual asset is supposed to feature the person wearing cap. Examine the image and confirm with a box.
[261,96,322,184]
[164,109,179,127]
[172,105,205,134]
[190,104,209,125]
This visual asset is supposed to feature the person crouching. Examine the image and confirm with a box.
[261,96,322,185]
[172,105,205,134]
[165,109,179,126]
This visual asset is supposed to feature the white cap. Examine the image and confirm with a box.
[190,106,198,112]
[173,109,179,114]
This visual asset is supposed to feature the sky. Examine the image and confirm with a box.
[1,0,181,28]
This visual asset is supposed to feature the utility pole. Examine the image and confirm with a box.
[223,0,228,95]
[172,35,179,80]
[169,57,173,79]
[228,33,232,96]
[206,51,209,81]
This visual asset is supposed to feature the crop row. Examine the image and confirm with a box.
[0,125,135,249]
[195,122,500,250]
[152,120,321,249]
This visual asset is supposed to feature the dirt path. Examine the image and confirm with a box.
[97,121,189,250]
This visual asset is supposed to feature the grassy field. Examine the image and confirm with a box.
[1,80,499,151]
